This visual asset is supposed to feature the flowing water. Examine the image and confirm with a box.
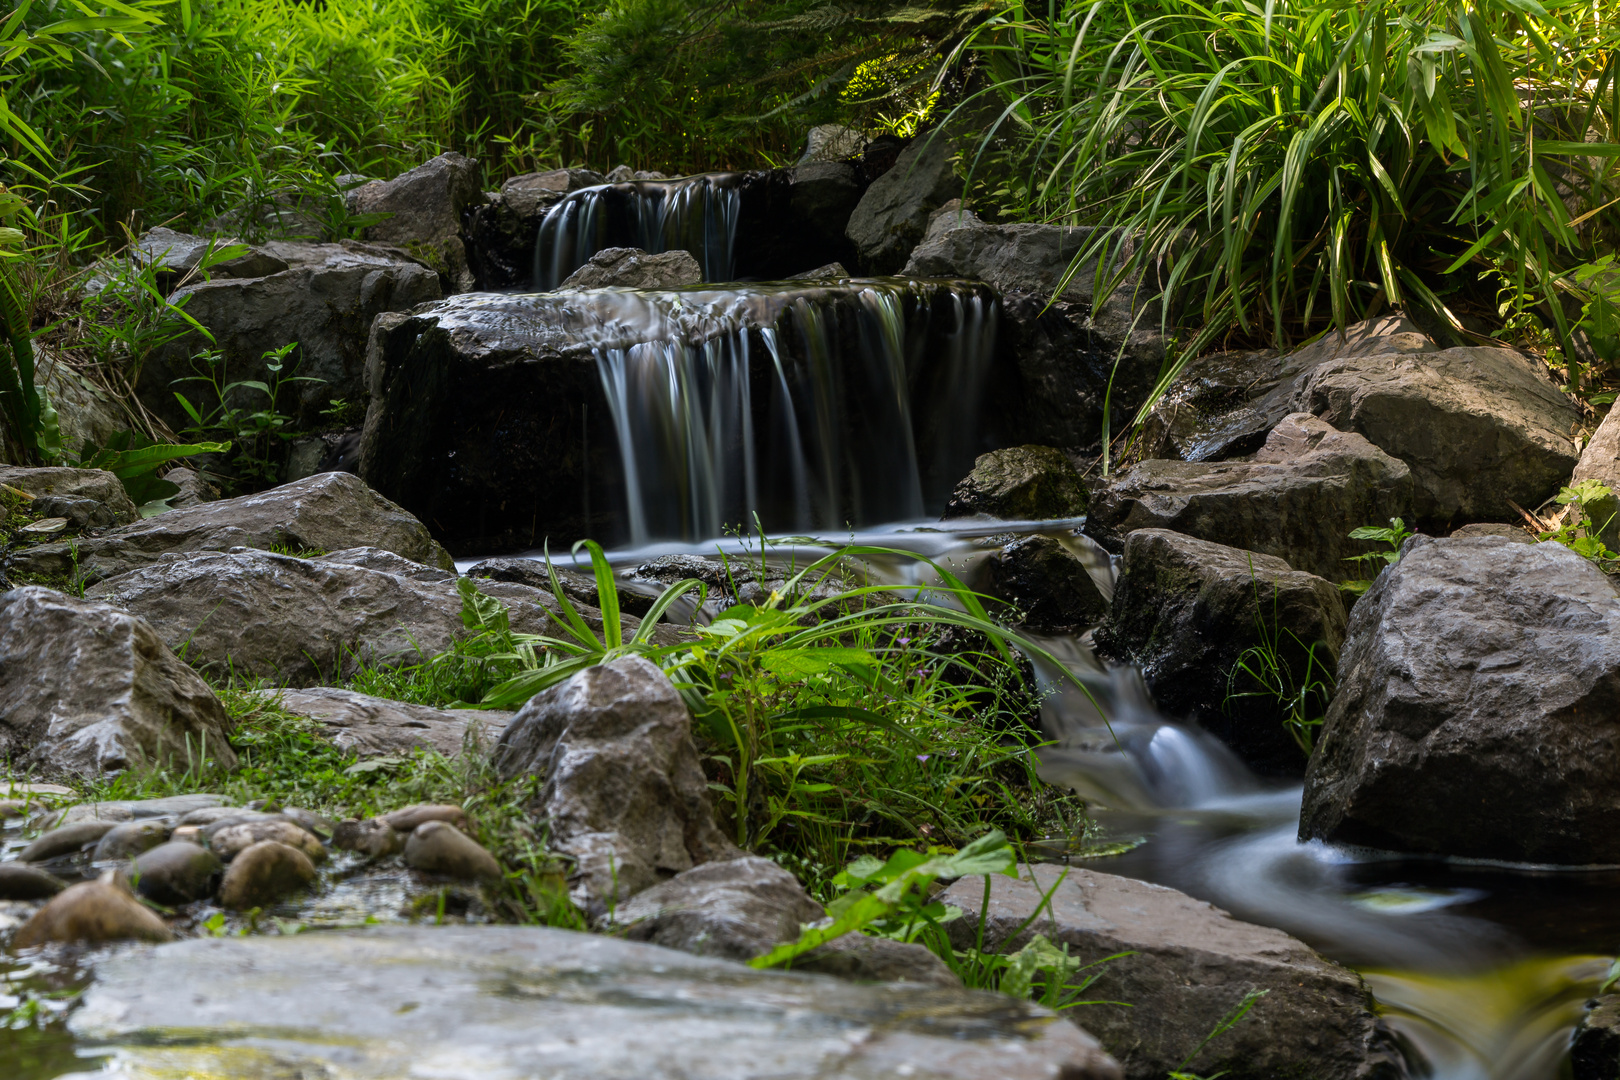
[512,519,1620,1080]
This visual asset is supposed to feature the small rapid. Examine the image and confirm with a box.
[534,174,744,289]
[512,518,1620,1080]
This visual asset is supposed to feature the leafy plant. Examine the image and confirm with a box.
[0,184,57,464]
[173,343,323,488]
[1341,517,1415,595]
[1225,570,1337,758]
[1536,479,1620,568]
[1167,988,1270,1080]
[75,430,231,511]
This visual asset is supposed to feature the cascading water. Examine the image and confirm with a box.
[533,174,744,289]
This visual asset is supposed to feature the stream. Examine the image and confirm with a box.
[527,516,1620,1080]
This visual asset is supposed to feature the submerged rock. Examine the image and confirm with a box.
[943,445,1087,520]
[1095,529,1347,775]
[129,841,223,905]
[401,821,501,881]
[70,925,1124,1079]
[15,472,451,584]
[14,877,173,947]
[493,656,739,913]
[613,855,823,961]
[18,821,118,862]
[271,687,515,757]
[0,588,236,777]
[1300,536,1620,864]
[557,247,703,290]
[939,865,1397,1080]
[218,840,318,909]
[1088,413,1414,581]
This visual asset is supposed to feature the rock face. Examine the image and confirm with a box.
[0,465,137,523]
[943,445,1087,519]
[1136,316,1579,523]
[1088,413,1414,581]
[85,548,565,687]
[1300,536,1620,864]
[988,535,1110,631]
[493,656,739,913]
[271,687,515,757]
[71,925,1124,1080]
[789,162,863,264]
[939,865,1396,1080]
[467,167,604,288]
[349,152,485,292]
[904,218,1167,449]
[614,855,824,961]
[16,472,451,584]
[557,246,703,290]
[138,236,442,427]
[1096,530,1347,775]
[846,134,962,273]
[0,587,236,776]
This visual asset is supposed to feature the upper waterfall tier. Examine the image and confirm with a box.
[359,278,1002,553]
[533,174,744,290]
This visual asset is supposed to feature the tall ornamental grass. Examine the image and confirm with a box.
[954,0,1620,420]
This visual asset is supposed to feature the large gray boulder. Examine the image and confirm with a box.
[942,445,1087,520]
[1088,413,1414,581]
[349,152,485,292]
[12,472,451,584]
[137,236,441,427]
[1094,529,1347,775]
[1137,316,1579,522]
[71,925,1124,1080]
[1300,536,1620,864]
[939,865,1399,1080]
[845,134,961,273]
[493,656,740,914]
[987,534,1109,631]
[269,687,516,757]
[0,587,236,776]
[0,465,136,524]
[903,216,1167,448]
[613,854,823,961]
[84,548,568,687]
[557,247,703,290]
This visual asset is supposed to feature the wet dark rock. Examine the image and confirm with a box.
[16,472,451,584]
[988,534,1110,631]
[1573,995,1620,1080]
[349,151,484,292]
[846,134,962,273]
[0,862,66,900]
[1088,413,1414,582]
[1095,529,1347,776]
[271,687,514,757]
[0,465,136,524]
[795,933,962,989]
[466,167,604,288]
[1300,536,1620,864]
[903,218,1167,449]
[85,549,572,686]
[943,445,1087,520]
[940,864,1397,1080]
[557,247,703,290]
[493,656,740,913]
[18,821,118,862]
[402,821,501,881]
[332,817,406,858]
[209,819,325,863]
[383,804,469,832]
[218,840,318,909]
[14,877,173,947]
[91,820,172,862]
[789,161,863,259]
[71,924,1124,1079]
[0,588,236,777]
[613,855,823,961]
[136,238,442,429]
[129,841,222,905]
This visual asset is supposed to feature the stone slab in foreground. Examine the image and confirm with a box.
[66,924,1122,1080]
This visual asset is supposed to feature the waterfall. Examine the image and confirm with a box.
[533,174,744,290]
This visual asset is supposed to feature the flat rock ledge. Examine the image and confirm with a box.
[68,924,1123,1080]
